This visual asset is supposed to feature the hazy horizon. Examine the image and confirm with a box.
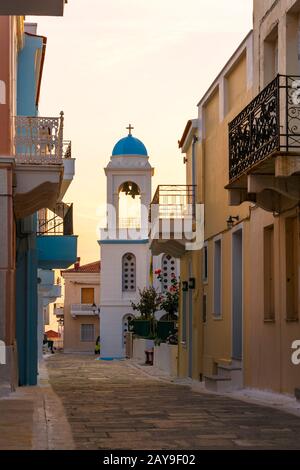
[29,0,253,263]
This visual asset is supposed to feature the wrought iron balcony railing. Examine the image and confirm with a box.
[14,112,72,164]
[228,74,300,182]
[37,203,73,236]
[149,185,196,222]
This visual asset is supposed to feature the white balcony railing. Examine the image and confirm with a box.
[14,112,70,164]
[70,304,99,318]
[54,304,64,317]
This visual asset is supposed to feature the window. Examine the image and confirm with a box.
[161,254,177,291]
[122,253,136,292]
[118,181,141,229]
[203,244,208,283]
[81,288,94,304]
[286,217,299,321]
[80,324,95,342]
[202,294,207,324]
[264,225,275,322]
[43,307,49,326]
[263,25,278,86]
[182,290,187,343]
[213,239,222,317]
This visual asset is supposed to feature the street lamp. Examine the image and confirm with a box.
[92,303,100,316]
[226,215,239,229]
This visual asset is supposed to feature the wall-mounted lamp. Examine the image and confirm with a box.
[92,303,100,316]
[182,281,189,292]
[189,278,196,290]
[226,215,239,229]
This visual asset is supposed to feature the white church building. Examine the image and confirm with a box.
[98,126,178,359]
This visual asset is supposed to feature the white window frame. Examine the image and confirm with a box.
[80,324,95,342]
[213,236,222,319]
[202,243,208,284]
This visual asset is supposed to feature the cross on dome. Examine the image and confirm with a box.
[126,124,134,135]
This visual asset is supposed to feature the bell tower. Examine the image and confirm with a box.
[99,126,154,358]
[104,124,153,232]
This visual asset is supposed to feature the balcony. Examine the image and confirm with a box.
[149,185,201,258]
[38,270,62,303]
[13,113,75,218]
[71,304,99,319]
[37,203,77,270]
[0,0,67,16]
[227,75,300,212]
[54,303,64,317]
[37,203,74,236]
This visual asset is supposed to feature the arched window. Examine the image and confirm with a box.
[118,181,141,228]
[161,254,177,291]
[122,253,136,292]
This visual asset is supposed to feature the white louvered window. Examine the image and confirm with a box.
[80,324,95,342]
[161,254,176,292]
[122,253,136,292]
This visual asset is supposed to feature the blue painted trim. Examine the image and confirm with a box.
[37,235,78,269]
[98,239,149,245]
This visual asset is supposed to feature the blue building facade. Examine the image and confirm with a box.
[15,30,77,385]
[16,32,44,385]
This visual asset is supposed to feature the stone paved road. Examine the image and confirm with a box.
[46,354,300,450]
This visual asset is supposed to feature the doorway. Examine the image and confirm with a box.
[232,229,243,361]
[188,261,193,378]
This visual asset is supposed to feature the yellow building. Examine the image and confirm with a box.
[150,0,300,397]
[228,0,300,394]
[61,261,100,353]
[176,33,254,387]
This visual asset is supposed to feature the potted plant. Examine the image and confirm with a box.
[155,270,179,340]
[131,286,161,338]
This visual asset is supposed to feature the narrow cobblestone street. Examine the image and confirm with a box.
[44,354,300,450]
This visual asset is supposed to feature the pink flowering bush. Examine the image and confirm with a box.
[155,270,179,320]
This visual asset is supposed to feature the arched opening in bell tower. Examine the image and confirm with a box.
[118,181,141,228]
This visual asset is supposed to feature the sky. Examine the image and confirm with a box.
[29,0,253,263]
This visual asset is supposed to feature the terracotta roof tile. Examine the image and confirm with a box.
[61,261,100,274]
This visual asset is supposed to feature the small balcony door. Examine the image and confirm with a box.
[232,229,243,361]
[81,288,94,304]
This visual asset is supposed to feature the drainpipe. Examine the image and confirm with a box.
[191,135,198,218]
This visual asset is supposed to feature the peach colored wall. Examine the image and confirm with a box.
[0,17,19,387]
[203,55,251,241]
[179,38,253,380]
[0,17,18,157]
[178,250,203,380]
[62,272,100,353]
[245,207,300,393]
[243,0,300,394]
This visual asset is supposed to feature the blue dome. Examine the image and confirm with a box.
[112,134,148,156]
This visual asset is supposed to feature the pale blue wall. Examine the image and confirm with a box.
[15,32,43,386]
[17,33,43,116]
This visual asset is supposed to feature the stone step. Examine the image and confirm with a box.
[217,363,242,379]
[204,374,231,382]
[217,364,242,371]
[204,374,233,393]
[0,384,11,398]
